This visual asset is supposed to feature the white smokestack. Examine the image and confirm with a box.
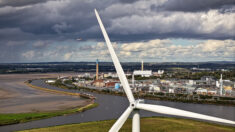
[141,60,144,71]
[220,74,223,96]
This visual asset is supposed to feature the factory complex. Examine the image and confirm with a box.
[45,60,235,97]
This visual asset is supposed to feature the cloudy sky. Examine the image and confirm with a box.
[0,0,234,63]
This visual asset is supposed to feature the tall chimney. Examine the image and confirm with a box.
[132,74,135,88]
[96,59,99,80]
[141,60,144,71]
[220,74,223,96]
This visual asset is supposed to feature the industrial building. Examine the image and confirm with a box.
[133,70,152,77]
[46,80,56,83]
[92,80,105,87]
[133,60,152,77]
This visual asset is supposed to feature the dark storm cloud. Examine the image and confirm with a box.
[0,0,234,55]
[0,0,54,7]
[0,0,115,34]
[219,5,235,13]
[0,0,234,43]
[0,28,36,41]
[119,0,139,4]
[154,0,235,12]
[0,0,234,63]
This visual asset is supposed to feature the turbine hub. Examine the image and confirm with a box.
[130,99,145,109]
[130,102,136,108]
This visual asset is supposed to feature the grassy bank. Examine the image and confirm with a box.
[0,103,98,126]
[20,117,235,132]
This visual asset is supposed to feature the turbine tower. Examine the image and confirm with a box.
[94,9,235,132]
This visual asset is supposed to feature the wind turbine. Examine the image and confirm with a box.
[94,9,235,132]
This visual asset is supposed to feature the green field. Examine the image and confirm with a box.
[20,117,234,132]
[0,103,98,126]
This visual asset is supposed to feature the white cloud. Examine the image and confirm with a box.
[120,51,131,56]
[22,50,35,59]
[121,39,170,51]
[33,41,48,47]
[96,42,105,49]
[197,40,226,52]
[105,2,235,38]
[64,52,73,60]
[74,39,235,62]
[119,39,235,62]
[8,39,234,62]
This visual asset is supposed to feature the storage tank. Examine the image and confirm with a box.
[115,83,120,90]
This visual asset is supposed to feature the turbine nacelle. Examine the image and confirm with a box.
[130,99,144,109]
[94,9,235,132]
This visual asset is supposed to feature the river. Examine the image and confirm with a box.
[0,79,234,132]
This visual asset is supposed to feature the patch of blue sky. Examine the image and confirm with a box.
[170,38,204,46]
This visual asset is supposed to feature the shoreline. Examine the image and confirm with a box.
[0,103,98,126]
[25,81,82,97]
[0,74,99,126]
[50,82,235,106]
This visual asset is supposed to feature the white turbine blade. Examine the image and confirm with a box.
[94,9,135,103]
[109,107,133,132]
[136,103,235,125]
[132,110,140,132]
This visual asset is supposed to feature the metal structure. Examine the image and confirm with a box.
[94,9,235,132]
[220,74,223,96]
[96,59,99,80]
[141,60,144,71]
